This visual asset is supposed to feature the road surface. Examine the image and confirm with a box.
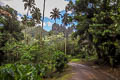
[68,63,117,80]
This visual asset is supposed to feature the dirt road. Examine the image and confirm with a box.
[68,63,117,80]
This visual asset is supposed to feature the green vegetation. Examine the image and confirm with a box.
[48,66,72,80]
[0,41,68,79]
[70,58,81,63]
[0,2,68,79]
[0,0,120,79]
[71,0,120,67]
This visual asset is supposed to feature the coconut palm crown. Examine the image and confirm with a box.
[31,6,41,24]
[23,0,35,16]
[50,8,61,24]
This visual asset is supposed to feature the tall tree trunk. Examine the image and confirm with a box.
[25,26,27,44]
[27,7,30,17]
[65,26,67,55]
[24,24,27,44]
[41,0,46,46]
[26,7,31,45]
[55,19,56,24]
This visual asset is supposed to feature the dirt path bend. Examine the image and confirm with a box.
[68,63,116,80]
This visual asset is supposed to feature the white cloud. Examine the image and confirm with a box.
[47,21,52,27]
[1,0,27,15]
[1,0,68,18]
[0,1,4,6]
[36,22,46,27]
[43,22,46,26]
[68,11,72,14]
[17,15,22,21]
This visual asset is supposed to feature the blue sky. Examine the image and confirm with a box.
[43,10,66,31]
[1,0,76,31]
[17,9,68,31]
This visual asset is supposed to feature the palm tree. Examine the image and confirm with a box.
[23,0,35,44]
[23,0,35,16]
[62,13,69,26]
[31,7,41,24]
[65,0,74,12]
[21,15,27,24]
[50,8,61,24]
[31,6,41,41]
[62,10,70,55]
[21,15,28,43]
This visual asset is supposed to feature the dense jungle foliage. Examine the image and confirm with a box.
[72,0,120,66]
[0,3,68,80]
[0,0,120,79]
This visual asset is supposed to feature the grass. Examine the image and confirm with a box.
[70,58,81,63]
[47,66,73,80]
[70,54,97,62]
[50,73,72,80]
[47,56,97,80]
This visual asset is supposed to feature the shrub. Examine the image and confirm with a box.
[0,64,42,80]
[52,51,68,72]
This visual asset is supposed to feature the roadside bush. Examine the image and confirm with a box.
[0,41,69,79]
[0,64,42,80]
[52,51,68,72]
[0,40,28,64]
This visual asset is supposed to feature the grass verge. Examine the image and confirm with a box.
[47,66,73,80]
[70,58,81,63]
